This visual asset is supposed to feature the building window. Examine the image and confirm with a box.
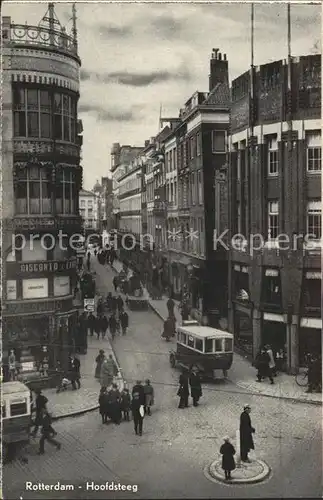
[55,169,77,214]
[80,200,85,207]
[212,130,227,153]
[268,201,279,240]
[237,202,241,234]
[196,133,201,156]
[14,165,52,215]
[197,171,203,204]
[306,131,321,172]
[54,92,77,142]
[13,87,76,142]
[191,172,196,205]
[190,137,195,159]
[174,180,177,205]
[307,201,321,240]
[268,136,278,176]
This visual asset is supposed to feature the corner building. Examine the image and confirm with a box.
[228,54,321,372]
[2,6,83,381]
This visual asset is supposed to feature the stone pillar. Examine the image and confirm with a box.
[252,309,262,359]
[289,316,299,374]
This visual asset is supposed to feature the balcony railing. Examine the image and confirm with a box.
[4,23,78,60]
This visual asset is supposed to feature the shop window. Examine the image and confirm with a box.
[195,338,203,351]
[262,269,282,308]
[233,266,250,302]
[205,338,213,353]
[14,166,52,215]
[303,272,321,311]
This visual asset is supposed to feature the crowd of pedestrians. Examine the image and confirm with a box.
[98,379,154,436]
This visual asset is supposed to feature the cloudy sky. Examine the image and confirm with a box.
[3,0,321,189]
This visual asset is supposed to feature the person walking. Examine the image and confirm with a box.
[131,381,145,436]
[113,276,119,293]
[8,349,17,381]
[95,350,105,379]
[100,315,109,340]
[107,384,122,424]
[255,348,274,384]
[109,313,117,340]
[99,387,109,424]
[189,367,202,407]
[86,252,91,272]
[71,355,81,390]
[111,296,118,314]
[31,390,48,437]
[100,354,117,388]
[120,388,131,421]
[144,379,154,416]
[106,292,113,312]
[265,344,277,377]
[167,297,175,319]
[94,315,102,340]
[97,300,104,317]
[87,312,95,337]
[239,404,255,462]
[120,310,129,335]
[220,436,236,480]
[177,369,189,408]
[116,295,124,314]
[38,409,61,455]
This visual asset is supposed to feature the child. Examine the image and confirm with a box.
[120,388,131,421]
[144,379,154,416]
[220,436,236,480]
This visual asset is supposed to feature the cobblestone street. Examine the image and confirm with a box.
[4,256,322,499]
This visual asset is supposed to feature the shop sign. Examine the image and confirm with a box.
[306,271,321,280]
[4,216,81,231]
[4,298,73,315]
[84,298,95,312]
[6,280,17,301]
[23,278,48,299]
[265,269,279,277]
[54,276,70,297]
[8,259,77,278]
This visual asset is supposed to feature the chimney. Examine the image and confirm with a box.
[209,48,229,92]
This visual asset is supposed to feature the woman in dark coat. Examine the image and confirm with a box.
[99,387,109,423]
[177,369,189,408]
[220,436,236,480]
[240,404,255,462]
[100,315,109,339]
[107,384,121,424]
[95,350,105,379]
[189,368,202,406]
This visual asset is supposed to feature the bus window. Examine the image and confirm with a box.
[187,336,194,348]
[195,338,203,351]
[180,333,187,344]
[224,338,233,352]
[205,338,213,353]
[10,399,27,417]
[215,339,223,352]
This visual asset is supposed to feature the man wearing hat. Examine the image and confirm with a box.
[239,404,255,463]
[189,366,202,407]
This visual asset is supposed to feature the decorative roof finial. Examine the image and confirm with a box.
[72,3,78,50]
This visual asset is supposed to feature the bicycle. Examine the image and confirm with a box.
[295,368,308,387]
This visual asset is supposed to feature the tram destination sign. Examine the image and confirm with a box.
[7,259,77,278]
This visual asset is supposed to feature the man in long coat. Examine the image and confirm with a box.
[189,367,202,406]
[239,404,255,462]
[177,369,189,408]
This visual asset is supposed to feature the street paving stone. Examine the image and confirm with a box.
[113,257,322,406]
[3,261,322,500]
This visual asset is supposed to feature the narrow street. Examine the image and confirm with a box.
[3,256,322,499]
